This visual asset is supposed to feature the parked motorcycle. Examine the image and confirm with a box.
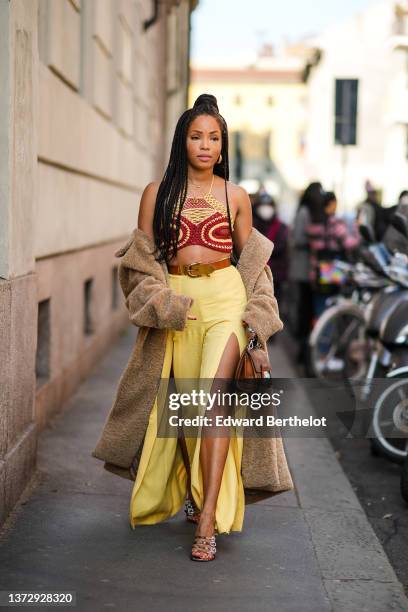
[362,214,408,465]
[309,259,386,383]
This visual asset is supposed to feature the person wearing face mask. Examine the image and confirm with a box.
[252,191,276,233]
[382,189,408,256]
[252,193,289,309]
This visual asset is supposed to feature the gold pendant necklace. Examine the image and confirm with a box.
[187,174,214,205]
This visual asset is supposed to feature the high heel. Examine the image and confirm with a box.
[190,534,217,562]
[184,498,201,524]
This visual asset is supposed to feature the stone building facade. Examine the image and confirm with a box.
[0,0,197,529]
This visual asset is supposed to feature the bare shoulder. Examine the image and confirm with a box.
[142,180,160,202]
[140,180,161,209]
[225,180,251,211]
[223,179,246,198]
[138,181,161,235]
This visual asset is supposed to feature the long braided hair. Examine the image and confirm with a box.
[152,93,237,266]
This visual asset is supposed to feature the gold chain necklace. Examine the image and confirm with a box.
[186,174,214,205]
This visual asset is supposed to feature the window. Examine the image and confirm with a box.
[84,278,94,335]
[334,78,359,146]
[406,52,408,88]
[394,9,408,36]
[36,299,50,388]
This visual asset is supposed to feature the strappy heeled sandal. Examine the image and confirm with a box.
[190,534,217,562]
[184,498,201,524]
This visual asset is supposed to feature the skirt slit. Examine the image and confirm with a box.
[129,264,249,534]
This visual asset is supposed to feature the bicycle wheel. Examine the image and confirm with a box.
[370,374,408,464]
[309,302,369,384]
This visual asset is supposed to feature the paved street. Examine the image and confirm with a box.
[280,330,408,599]
[0,326,407,611]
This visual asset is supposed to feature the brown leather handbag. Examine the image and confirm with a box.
[235,332,273,392]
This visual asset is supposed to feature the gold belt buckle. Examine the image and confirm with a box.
[184,262,215,277]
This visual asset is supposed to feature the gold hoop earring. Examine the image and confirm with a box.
[217,153,222,164]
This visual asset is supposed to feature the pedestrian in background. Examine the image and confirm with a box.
[288,181,325,364]
[383,188,408,255]
[252,193,289,320]
[357,179,389,242]
[252,189,275,235]
[307,191,360,320]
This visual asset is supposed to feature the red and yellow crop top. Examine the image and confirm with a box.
[162,179,234,254]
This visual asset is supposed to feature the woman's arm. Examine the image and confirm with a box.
[231,185,283,342]
[231,185,253,258]
[137,181,159,241]
[119,264,194,331]
[116,181,195,329]
[241,265,284,346]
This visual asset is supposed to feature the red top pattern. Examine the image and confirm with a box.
[165,192,234,253]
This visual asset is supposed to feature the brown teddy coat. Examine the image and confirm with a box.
[91,226,294,499]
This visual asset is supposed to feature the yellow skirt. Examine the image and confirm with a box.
[129,262,249,534]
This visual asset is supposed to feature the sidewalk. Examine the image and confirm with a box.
[1,326,407,612]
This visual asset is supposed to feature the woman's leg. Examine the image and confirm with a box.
[196,330,242,537]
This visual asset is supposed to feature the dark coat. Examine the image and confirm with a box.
[267,217,289,283]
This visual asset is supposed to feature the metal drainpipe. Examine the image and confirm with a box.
[186,0,193,109]
[143,0,159,30]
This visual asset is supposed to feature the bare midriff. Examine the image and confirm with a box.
[167,244,233,266]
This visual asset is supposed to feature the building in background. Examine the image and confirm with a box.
[304,0,408,213]
[190,44,310,222]
[0,0,197,529]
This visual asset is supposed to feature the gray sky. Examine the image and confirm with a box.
[191,0,379,64]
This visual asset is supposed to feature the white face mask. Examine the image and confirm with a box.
[256,204,275,220]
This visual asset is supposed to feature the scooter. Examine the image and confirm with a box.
[308,228,390,385]
[364,214,408,466]
[357,229,408,404]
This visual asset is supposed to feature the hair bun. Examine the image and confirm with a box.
[193,93,219,113]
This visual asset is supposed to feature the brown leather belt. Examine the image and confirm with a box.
[168,257,231,277]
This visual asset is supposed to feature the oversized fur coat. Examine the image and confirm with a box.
[92,226,294,500]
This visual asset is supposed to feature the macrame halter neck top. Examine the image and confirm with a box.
[167,175,234,253]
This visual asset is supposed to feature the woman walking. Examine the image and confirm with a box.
[92,93,293,562]
[289,182,325,364]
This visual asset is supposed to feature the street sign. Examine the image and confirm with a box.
[334,78,359,146]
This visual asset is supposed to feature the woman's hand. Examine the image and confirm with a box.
[242,320,256,339]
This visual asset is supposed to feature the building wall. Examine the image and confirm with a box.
[305,0,408,212]
[0,0,195,529]
[0,0,39,530]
